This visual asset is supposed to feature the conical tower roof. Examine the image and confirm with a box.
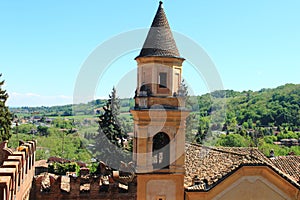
[136,1,182,59]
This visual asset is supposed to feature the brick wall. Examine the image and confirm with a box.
[0,140,36,200]
[30,174,137,200]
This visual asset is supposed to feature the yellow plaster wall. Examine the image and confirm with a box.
[137,174,184,200]
[131,109,189,173]
[136,56,183,97]
[214,176,292,200]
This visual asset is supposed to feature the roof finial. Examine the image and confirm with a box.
[159,1,163,8]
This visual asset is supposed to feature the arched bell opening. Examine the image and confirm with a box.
[152,132,170,170]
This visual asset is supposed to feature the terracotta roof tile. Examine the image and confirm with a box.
[270,156,300,182]
[184,143,300,191]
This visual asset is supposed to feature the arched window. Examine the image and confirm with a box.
[152,132,170,169]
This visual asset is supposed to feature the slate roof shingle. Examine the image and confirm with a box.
[136,1,182,59]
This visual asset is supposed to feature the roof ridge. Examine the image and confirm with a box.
[187,143,276,169]
[214,147,300,187]
[184,143,300,191]
[187,143,262,159]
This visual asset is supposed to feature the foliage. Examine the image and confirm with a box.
[13,123,36,134]
[10,98,133,117]
[11,83,300,130]
[185,112,199,142]
[37,125,49,136]
[259,140,300,156]
[216,133,250,147]
[119,114,133,134]
[263,135,277,144]
[194,84,300,128]
[92,87,130,167]
[277,131,299,140]
[0,74,12,141]
[48,162,80,176]
[52,118,74,129]
[8,132,92,162]
[88,162,100,175]
[7,83,300,158]
[98,87,124,147]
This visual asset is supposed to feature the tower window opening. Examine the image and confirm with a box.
[159,73,167,88]
[156,196,166,200]
[152,132,170,169]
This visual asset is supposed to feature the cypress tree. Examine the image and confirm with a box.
[0,74,12,141]
[92,87,129,168]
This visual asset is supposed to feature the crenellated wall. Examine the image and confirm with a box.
[0,140,37,200]
[30,173,137,200]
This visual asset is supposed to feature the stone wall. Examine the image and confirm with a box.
[0,140,36,200]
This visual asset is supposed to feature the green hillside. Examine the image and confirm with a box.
[9,83,300,158]
[10,98,134,117]
[186,83,300,156]
[196,83,300,128]
[11,83,300,126]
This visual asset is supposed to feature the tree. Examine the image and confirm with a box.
[92,87,129,168]
[13,123,35,134]
[180,80,199,143]
[178,79,192,108]
[37,125,49,136]
[216,134,249,147]
[178,79,189,96]
[98,87,124,147]
[0,74,12,141]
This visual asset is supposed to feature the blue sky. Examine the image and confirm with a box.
[0,0,299,107]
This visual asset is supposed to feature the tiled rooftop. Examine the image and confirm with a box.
[270,156,300,183]
[184,143,300,191]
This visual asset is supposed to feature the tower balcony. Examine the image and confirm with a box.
[134,95,186,110]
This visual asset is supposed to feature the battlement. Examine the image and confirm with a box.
[30,173,137,200]
[0,140,37,200]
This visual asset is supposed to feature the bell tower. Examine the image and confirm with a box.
[130,2,189,199]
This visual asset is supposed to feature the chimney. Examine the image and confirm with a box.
[269,149,275,158]
[203,179,209,190]
[192,175,201,186]
[0,140,8,149]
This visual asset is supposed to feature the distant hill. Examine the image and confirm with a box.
[10,98,135,117]
[10,83,300,128]
[196,83,300,128]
